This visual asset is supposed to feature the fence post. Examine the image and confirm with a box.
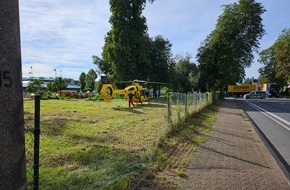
[34,94,41,190]
[184,93,187,115]
[167,93,171,124]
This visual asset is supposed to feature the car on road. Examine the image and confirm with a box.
[243,91,268,99]
[267,89,279,98]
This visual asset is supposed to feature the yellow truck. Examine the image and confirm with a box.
[227,84,256,97]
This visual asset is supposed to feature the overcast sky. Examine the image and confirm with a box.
[19,0,290,80]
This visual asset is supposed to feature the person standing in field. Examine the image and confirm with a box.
[128,91,135,108]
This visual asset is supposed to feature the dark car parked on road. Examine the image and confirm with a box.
[267,89,279,98]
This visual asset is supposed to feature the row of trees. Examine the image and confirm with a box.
[26,77,67,93]
[92,0,287,94]
[92,0,201,92]
[258,28,290,88]
[197,0,265,93]
[79,69,98,92]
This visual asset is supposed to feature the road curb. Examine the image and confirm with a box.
[238,100,290,183]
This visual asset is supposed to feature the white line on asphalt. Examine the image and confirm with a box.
[246,100,290,133]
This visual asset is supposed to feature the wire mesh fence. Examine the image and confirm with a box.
[167,91,218,125]
[24,95,41,190]
[24,114,35,190]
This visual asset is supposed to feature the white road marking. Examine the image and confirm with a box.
[245,100,290,132]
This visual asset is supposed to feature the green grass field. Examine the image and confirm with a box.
[24,98,216,189]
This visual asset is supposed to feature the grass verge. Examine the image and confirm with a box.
[24,98,217,189]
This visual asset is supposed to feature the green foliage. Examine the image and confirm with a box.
[85,69,97,92]
[26,79,43,93]
[162,86,170,94]
[55,77,68,91]
[259,28,290,85]
[197,0,265,91]
[148,35,175,83]
[93,0,174,84]
[242,77,253,84]
[94,0,152,80]
[46,77,68,92]
[46,82,55,92]
[172,54,198,93]
[95,79,102,93]
[41,92,58,100]
[79,72,86,92]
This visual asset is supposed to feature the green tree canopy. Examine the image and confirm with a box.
[26,79,43,93]
[53,77,68,92]
[148,35,174,83]
[259,28,290,85]
[85,69,97,92]
[94,0,155,81]
[172,54,198,93]
[79,72,86,92]
[197,0,265,91]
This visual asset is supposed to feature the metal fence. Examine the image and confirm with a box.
[25,123,34,189]
[166,92,215,125]
[25,95,41,190]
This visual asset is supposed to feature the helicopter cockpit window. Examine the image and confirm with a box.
[101,76,110,84]
[128,87,134,91]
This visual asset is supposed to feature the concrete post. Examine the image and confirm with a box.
[0,0,27,189]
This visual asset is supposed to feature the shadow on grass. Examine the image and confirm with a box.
[112,102,166,113]
[112,107,144,114]
[136,105,217,190]
[40,118,67,136]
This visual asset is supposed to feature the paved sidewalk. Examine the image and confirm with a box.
[181,99,290,190]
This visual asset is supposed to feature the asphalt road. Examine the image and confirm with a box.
[236,98,290,173]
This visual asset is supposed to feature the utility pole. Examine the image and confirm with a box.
[0,0,27,189]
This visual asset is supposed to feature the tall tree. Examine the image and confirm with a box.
[173,54,198,93]
[148,35,174,83]
[197,0,265,91]
[85,69,97,92]
[79,72,86,92]
[94,0,155,81]
[258,47,277,83]
[259,28,290,85]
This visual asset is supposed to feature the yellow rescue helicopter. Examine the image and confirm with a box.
[100,75,150,103]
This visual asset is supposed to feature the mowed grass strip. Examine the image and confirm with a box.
[24,99,169,189]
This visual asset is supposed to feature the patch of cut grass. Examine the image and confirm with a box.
[24,98,216,189]
[24,99,168,189]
